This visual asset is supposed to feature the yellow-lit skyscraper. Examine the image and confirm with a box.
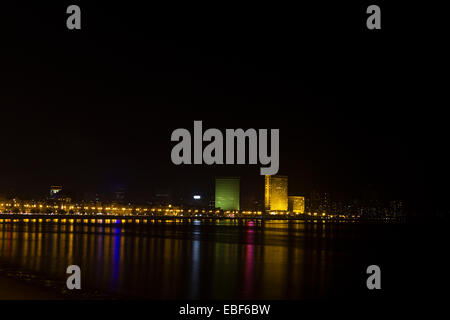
[288,196,305,213]
[264,175,288,212]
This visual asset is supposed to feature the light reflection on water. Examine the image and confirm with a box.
[0,220,381,299]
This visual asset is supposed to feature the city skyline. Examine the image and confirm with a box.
[0,175,406,219]
[0,3,426,216]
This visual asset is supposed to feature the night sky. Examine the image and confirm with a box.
[0,2,439,211]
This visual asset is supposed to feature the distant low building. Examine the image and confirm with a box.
[288,196,305,214]
[389,200,404,217]
[50,186,62,197]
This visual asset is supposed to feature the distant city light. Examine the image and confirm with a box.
[193,195,201,200]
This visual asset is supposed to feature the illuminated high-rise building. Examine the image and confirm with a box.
[265,175,288,212]
[288,196,305,213]
[215,177,240,211]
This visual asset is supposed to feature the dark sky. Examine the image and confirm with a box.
[0,2,436,208]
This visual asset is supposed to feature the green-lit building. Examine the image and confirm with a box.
[215,177,240,211]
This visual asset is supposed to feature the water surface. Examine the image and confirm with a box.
[0,220,415,299]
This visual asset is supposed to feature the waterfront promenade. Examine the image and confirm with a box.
[0,213,395,224]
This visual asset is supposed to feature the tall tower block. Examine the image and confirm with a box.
[215,177,240,211]
[265,175,288,212]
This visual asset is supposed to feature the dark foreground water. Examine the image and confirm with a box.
[0,220,445,300]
